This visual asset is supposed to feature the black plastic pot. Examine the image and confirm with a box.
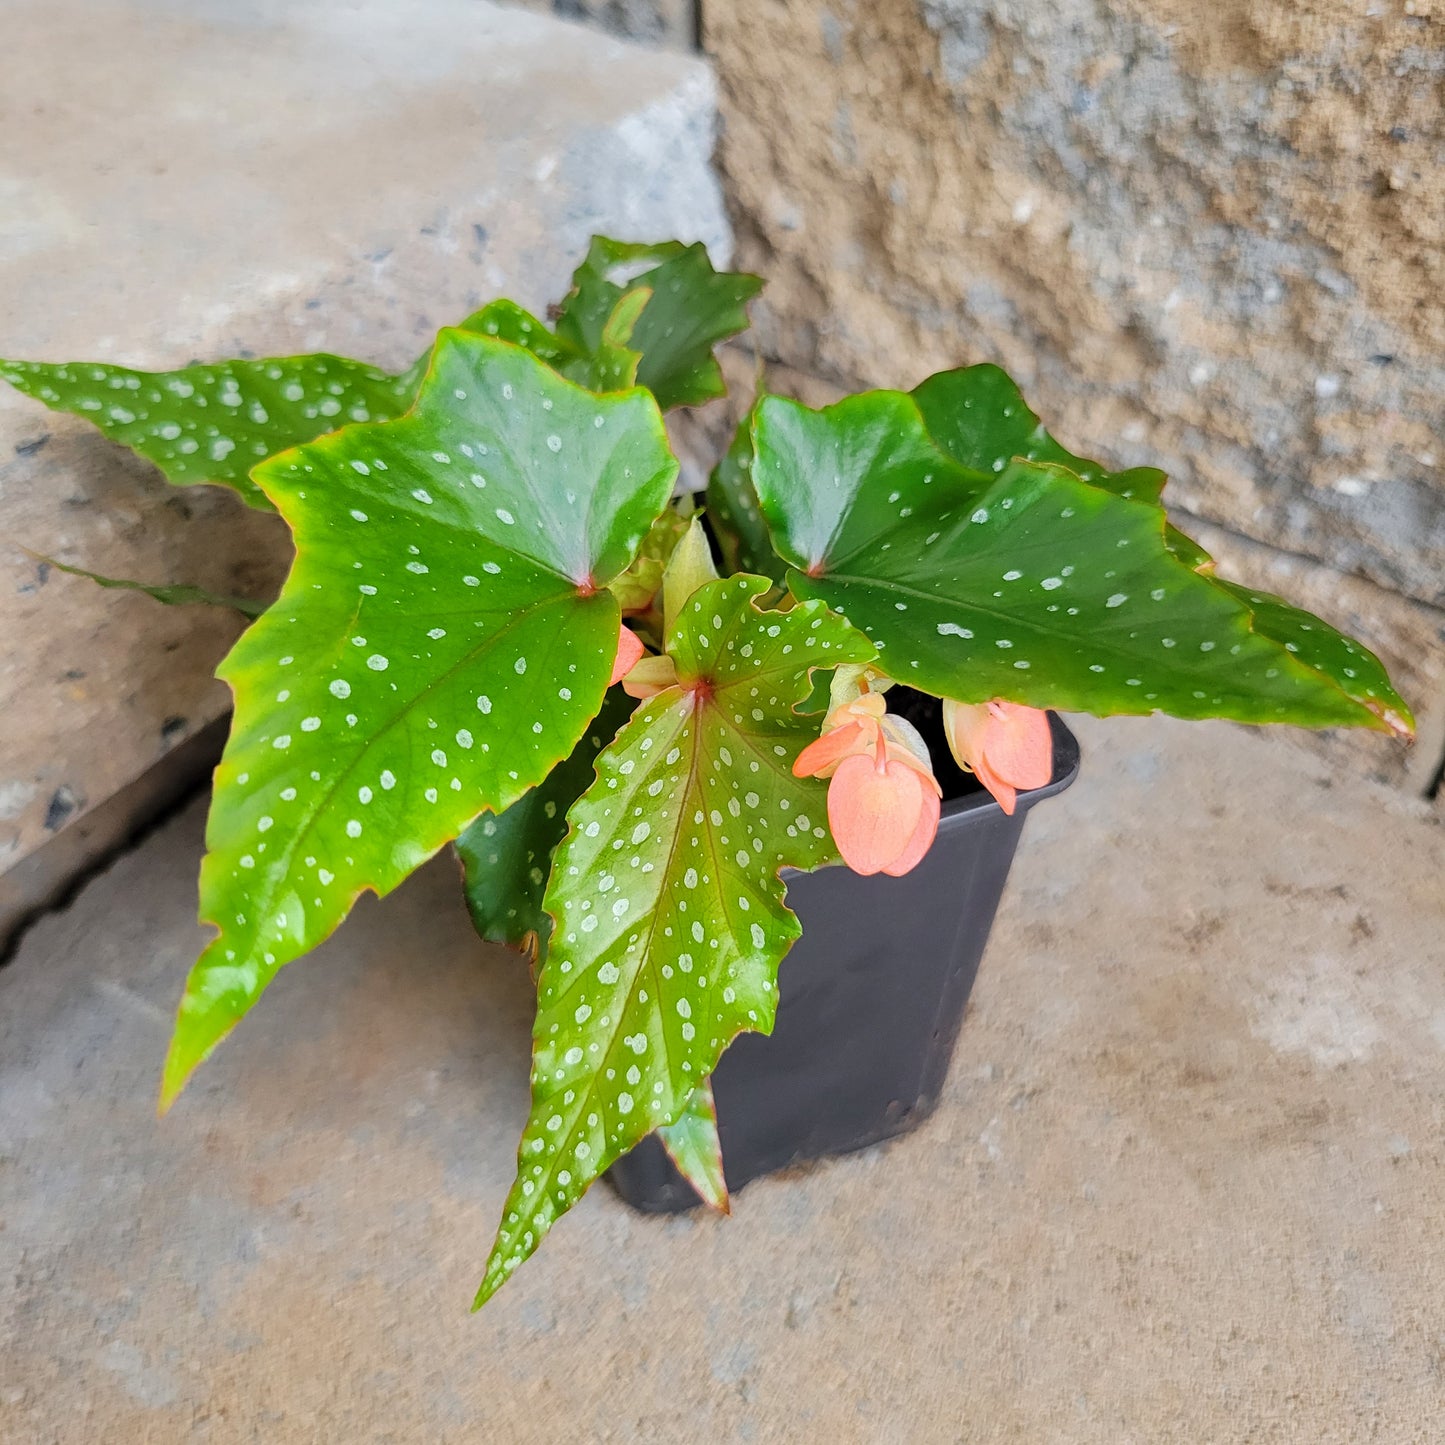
[607,707,1080,1213]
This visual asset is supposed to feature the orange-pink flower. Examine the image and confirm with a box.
[941,699,1052,815]
[793,693,942,877]
[609,624,645,686]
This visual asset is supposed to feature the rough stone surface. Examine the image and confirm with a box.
[2,713,1440,1441]
[705,2,1444,610]
[0,0,730,927]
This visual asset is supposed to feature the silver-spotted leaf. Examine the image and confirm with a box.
[474,575,873,1307]
[913,364,1167,504]
[1214,580,1413,735]
[657,1079,728,1213]
[456,688,637,960]
[753,392,1411,733]
[458,295,643,395]
[555,237,762,410]
[161,332,678,1107]
[0,352,421,509]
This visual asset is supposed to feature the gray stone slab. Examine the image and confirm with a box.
[0,0,728,933]
[2,713,1441,1441]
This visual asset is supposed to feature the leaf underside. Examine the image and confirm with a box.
[751,389,1411,734]
[456,688,636,960]
[706,405,788,585]
[161,333,677,1108]
[474,574,873,1307]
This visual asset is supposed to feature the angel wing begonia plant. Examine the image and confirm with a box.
[2,235,1412,1309]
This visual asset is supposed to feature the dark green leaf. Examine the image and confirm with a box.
[555,236,762,410]
[752,392,1410,733]
[474,575,872,1307]
[458,294,643,395]
[456,688,636,959]
[161,332,677,1107]
[1214,580,1413,735]
[913,364,1167,504]
[706,406,788,584]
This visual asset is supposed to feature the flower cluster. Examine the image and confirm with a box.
[792,683,1053,877]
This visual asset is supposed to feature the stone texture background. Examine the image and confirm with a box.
[702,0,1444,780]
[5,713,1444,1441]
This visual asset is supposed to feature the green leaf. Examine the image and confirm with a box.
[555,237,762,410]
[1214,580,1414,736]
[657,1079,729,1213]
[161,332,678,1108]
[706,406,788,584]
[913,364,1167,504]
[474,575,872,1307]
[0,352,421,509]
[456,687,636,960]
[458,295,643,395]
[661,515,720,633]
[30,554,267,617]
[752,392,1410,733]
[456,299,577,370]
[608,504,692,617]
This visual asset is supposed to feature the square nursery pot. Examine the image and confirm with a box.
[607,703,1080,1213]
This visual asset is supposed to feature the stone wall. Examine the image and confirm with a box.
[703,0,1444,782]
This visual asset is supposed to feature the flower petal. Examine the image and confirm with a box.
[941,698,990,774]
[881,779,940,876]
[609,625,646,686]
[983,702,1053,792]
[826,753,927,876]
[793,718,870,779]
[973,754,1018,815]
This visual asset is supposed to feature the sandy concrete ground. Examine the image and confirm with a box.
[1,715,1441,1443]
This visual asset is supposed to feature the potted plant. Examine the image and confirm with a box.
[1,237,1412,1309]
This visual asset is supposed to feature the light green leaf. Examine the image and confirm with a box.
[657,1079,729,1213]
[555,237,762,410]
[32,554,267,617]
[0,352,420,509]
[608,503,692,617]
[752,392,1411,733]
[706,406,787,584]
[456,688,636,960]
[458,294,643,395]
[474,574,872,1307]
[162,332,678,1107]
[661,515,719,632]
[913,364,1167,504]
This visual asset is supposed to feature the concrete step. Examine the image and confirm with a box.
[0,0,730,949]
[2,713,1442,1438]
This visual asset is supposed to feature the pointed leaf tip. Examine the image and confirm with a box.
[475,575,872,1305]
[167,333,677,1098]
